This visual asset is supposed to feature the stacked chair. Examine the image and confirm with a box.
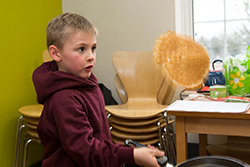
[14,104,43,167]
[105,51,177,165]
[14,50,52,167]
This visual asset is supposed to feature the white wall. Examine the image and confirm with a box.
[62,0,176,104]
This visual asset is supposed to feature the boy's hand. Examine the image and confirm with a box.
[133,146,165,167]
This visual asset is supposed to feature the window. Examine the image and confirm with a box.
[175,0,250,62]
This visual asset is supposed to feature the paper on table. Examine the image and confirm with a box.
[165,100,250,113]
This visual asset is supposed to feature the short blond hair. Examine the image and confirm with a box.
[46,13,98,50]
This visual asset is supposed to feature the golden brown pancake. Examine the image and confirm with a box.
[153,30,210,88]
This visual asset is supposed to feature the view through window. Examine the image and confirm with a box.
[193,0,250,61]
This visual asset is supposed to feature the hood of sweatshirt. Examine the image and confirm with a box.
[32,61,98,104]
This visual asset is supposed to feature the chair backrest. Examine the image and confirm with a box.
[158,74,177,105]
[114,72,177,105]
[114,74,128,104]
[42,50,53,62]
[113,51,166,103]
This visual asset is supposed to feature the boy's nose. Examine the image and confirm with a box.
[87,51,95,62]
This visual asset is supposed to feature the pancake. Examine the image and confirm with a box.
[153,30,210,88]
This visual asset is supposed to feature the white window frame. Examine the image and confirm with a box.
[175,0,224,63]
[175,0,193,36]
[176,0,250,61]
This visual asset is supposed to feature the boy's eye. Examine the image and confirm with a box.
[78,47,84,52]
[92,46,97,52]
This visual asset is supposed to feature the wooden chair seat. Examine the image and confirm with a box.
[18,104,43,118]
[27,129,40,139]
[111,128,158,140]
[106,101,167,119]
[109,121,166,133]
[23,120,38,129]
[108,114,163,126]
[23,116,39,125]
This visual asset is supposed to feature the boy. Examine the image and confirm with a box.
[33,13,164,167]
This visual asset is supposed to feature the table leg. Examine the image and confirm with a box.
[199,134,208,156]
[175,116,187,164]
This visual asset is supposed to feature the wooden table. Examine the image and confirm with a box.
[167,100,250,165]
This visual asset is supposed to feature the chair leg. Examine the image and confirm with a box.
[107,113,113,131]
[20,132,28,167]
[23,139,32,167]
[14,116,24,167]
[107,113,111,119]
[163,112,176,166]
[157,121,163,150]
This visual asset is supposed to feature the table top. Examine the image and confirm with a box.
[167,98,250,120]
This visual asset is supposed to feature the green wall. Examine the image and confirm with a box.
[0,0,62,166]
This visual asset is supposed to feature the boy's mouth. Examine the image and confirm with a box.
[85,65,93,71]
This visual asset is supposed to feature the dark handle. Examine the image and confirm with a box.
[124,139,168,166]
[212,59,223,70]
[125,139,145,147]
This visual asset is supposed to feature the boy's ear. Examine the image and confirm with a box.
[49,45,61,62]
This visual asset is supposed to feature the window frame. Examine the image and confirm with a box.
[176,0,250,61]
[175,0,193,36]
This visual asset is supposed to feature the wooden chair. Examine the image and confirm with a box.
[15,50,51,167]
[106,51,176,119]
[42,50,52,62]
[114,72,176,105]
[15,105,43,167]
[105,51,177,164]
[114,74,128,104]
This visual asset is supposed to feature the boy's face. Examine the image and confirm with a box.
[56,31,97,78]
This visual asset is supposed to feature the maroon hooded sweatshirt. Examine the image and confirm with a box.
[32,61,135,167]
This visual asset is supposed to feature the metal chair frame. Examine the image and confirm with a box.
[14,116,42,167]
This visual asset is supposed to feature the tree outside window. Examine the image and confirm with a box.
[193,0,250,61]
